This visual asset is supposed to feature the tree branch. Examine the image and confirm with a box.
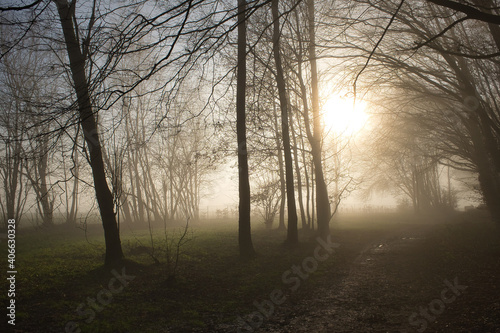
[427,0,500,25]
[412,16,467,50]
[0,0,42,11]
[353,0,406,102]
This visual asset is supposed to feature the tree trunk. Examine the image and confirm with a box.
[237,0,255,258]
[54,0,123,265]
[290,99,307,230]
[469,117,500,223]
[307,0,331,238]
[302,135,311,228]
[37,140,54,226]
[272,0,298,245]
[311,159,315,231]
[440,50,500,223]
[63,140,79,224]
[273,101,286,230]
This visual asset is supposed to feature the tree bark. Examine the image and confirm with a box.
[468,117,500,223]
[54,0,123,265]
[272,0,298,245]
[63,140,79,225]
[290,100,307,229]
[237,0,255,258]
[302,133,311,228]
[273,101,286,230]
[307,0,331,237]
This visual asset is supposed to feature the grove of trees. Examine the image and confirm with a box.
[1,0,499,264]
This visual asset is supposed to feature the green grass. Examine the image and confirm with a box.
[6,213,495,332]
[0,220,337,332]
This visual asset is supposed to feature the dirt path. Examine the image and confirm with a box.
[253,224,427,333]
[221,220,500,333]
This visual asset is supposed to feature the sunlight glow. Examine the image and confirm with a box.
[322,95,368,137]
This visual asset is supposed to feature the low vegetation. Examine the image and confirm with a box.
[1,218,337,332]
[2,211,499,332]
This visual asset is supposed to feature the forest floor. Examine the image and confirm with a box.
[1,211,500,333]
[227,213,500,333]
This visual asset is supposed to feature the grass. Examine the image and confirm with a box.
[2,211,498,332]
[0,219,337,333]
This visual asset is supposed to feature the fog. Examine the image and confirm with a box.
[0,0,499,332]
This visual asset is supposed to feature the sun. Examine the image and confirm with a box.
[322,95,368,137]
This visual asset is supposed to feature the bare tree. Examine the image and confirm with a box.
[251,173,281,229]
[0,100,29,227]
[60,138,79,225]
[237,0,255,258]
[24,129,56,227]
[52,0,123,264]
[305,0,332,237]
[272,0,299,245]
[0,39,34,227]
[350,0,500,221]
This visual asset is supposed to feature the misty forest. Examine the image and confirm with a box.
[1,0,500,332]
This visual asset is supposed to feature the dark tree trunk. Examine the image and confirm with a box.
[273,102,286,230]
[477,168,500,224]
[290,101,307,230]
[237,0,255,258]
[64,141,79,225]
[272,0,298,245]
[54,0,123,265]
[307,0,331,238]
[302,136,311,228]
[311,159,315,231]
[442,50,500,223]
[469,117,500,223]
[37,140,54,226]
